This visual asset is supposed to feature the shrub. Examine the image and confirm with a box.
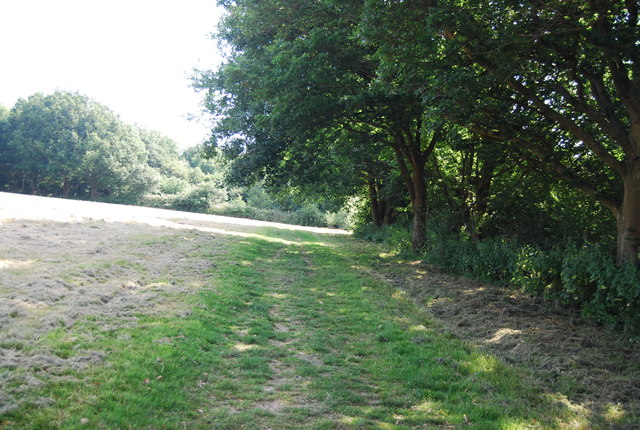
[353,222,412,253]
[512,245,563,301]
[158,177,190,195]
[139,193,178,209]
[292,203,325,227]
[325,209,355,230]
[559,245,640,334]
[173,183,228,213]
[362,222,640,335]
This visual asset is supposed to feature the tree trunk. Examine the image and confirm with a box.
[408,148,428,251]
[411,176,427,251]
[383,204,395,225]
[368,179,382,226]
[617,160,640,265]
[62,177,71,198]
[90,172,98,200]
[392,125,433,251]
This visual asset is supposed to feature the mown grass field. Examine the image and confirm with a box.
[0,194,637,429]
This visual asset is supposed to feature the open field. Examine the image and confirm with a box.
[0,192,638,429]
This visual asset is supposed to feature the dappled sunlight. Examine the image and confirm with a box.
[545,393,592,426]
[339,415,358,425]
[391,289,408,301]
[462,286,486,295]
[233,342,259,352]
[466,354,500,374]
[604,403,626,424]
[411,399,436,412]
[0,259,34,270]
[486,328,522,344]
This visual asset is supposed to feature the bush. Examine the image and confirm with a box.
[173,183,228,213]
[325,209,355,230]
[353,222,412,253]
[139,193,178,209]
[512,245,563,301]
[158,177,190,195]
[559,245,640,334]
[359,222,640,335]
[430,237,640,334]
[292,203,325,227]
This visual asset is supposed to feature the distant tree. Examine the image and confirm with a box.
[0,106,13,191]
[6,92,95,196]
[81,120,158,201]
[4,91,156,202]
[139,128,190,178]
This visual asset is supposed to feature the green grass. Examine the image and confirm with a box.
[1,226,607,429]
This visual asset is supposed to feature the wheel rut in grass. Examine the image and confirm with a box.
[259,246,325,416]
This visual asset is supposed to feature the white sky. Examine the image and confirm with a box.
[0,0,223,150]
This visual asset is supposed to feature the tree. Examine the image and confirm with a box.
[196,0,444,249]
[139,128,191,178]
[0,106,12,190]
[81,120,157,201]
[364,0,640,263]
[6,92,94,196]
[4,91,156,202]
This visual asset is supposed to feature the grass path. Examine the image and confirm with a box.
[0,220,616,429]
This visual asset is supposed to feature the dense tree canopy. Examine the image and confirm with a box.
[197,0,639,263]
[0,91,214,204]
[192,0,640,331]
[363,0,640,263]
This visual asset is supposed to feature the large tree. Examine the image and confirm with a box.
[364,0,640,263]
[197,0,445,249]
[4,91,155,201]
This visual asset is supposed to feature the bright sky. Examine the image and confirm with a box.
[0,0,223,150]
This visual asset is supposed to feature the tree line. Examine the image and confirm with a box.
[0,91,179,201]
[0,90,352,228]
[194,0,639,333]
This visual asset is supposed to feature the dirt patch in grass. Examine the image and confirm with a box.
[374,258,640,425]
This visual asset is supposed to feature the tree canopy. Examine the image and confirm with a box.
[196,0,639,264]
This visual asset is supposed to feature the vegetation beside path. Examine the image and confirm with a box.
[2,224,637,429]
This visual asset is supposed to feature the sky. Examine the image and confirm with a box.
[0,0,224,150]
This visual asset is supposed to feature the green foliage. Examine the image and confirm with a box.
[157,176,190,195]
[353,222,412,253]
[1,91,163,203]
[324,208,355,230]
[244,182,277,210]
[512,246,564,302]
[172,183,229,213]
[424,235,516,282]
[422,234,640,335]
[290,203,324,227]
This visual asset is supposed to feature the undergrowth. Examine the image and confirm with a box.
[354,224,640,338]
